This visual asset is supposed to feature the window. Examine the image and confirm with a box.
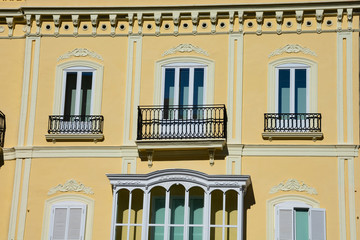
[50,202,87,240]
[275,64,309,114]
[108,169,250,240]
[275,201,326,240]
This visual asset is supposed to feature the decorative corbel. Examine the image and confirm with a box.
[147,150,153,168]
[172,12,180,35]
[154,13,162,36]
[128,13,134,34]
[256,11,263,35]
[109,14,117,36]
[347,8,353,30]
[191,11,199,34]
[209,149,215,166]
[6,17,13,37]
[229,11,235,33]
[238,10,244,33]
[210,11,217,33]
[71,15,79,37]
[315,9,324,33]
[137,13,143,34]
[337,9,343,31]
[275,11,283,34]
[295,11,303,34]
[53,15,60,37]
[90,15,98,36]
[25,15,31,35]
[35,15,41,36]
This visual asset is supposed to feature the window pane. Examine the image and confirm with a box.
[170,226,184,240]
[210,190,223,225]
[164,69,175,107]
[171,198,184,224]
[278,69,290,113]
[193,68,204,106]
[295,208,309,240]
[225,191,238,226]
[64,72,77,116]
[189,227,203,240]
[210,227,222,240]
[116,190,129,224]
[295,69,307,113]
[150,187,166,224]
[189,198,203,224]
[225,227,237,240]
[149,226,164,240]
[130,189,144,224]
[115,226,126,240]
[179,68,190,106]
[67,208,82,240]
[53,208,67,240]
[129,226,142,240]
[80,72,93,116]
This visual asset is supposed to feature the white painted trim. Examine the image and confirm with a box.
[53,60,104,115]
[45,134,104,142]
[262,132,323,140]
[266,195,319,240]
[7,158,23,240]
[348,157,356,240]
[121,156,137,174]
[41,194,94,240]
[136,139,225,150]
[154,56,215,105]
[337,32,345,144]
[338,157,346,240]
[345,32,353,144]
[268,57,317,113]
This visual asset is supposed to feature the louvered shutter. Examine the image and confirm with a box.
[277,208,294,240]
[309,208,326,240]
[67,206,86,240]
[52,207,68,240]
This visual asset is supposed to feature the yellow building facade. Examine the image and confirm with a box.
[0,0,359,240]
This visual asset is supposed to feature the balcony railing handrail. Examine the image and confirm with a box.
[0,111,5,147]
[137,104,227,140]
[48,115,104,134]
[264,113,321,132]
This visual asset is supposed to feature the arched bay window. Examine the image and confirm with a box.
[107,169,251,240]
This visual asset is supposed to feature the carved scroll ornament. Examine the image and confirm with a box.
[269,179,318,195]
[48,179,94,195]
[58,48,103,61]
[162,43,209,56]
[269,44,317,58]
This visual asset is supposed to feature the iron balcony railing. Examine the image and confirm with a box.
[0,111,5,147]
[137,105,227,140]
[264,113,321,132]
[48,115,104,134]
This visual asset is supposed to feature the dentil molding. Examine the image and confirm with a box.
[162,43,209,56]
[57,48,104,61]
[268,44,317,58]
[269,179,318,195]
[48,179,94,195]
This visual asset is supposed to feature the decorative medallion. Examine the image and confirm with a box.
[268,44,317,58]
[57,48,103,61]
[269,179,317,195]
[0,26,4,33]
[48,179,94,195]
[162,43,209,56]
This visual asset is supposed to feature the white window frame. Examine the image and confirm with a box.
[61,67,96,116]
[268,58,318,113]
[275,63,310,113]
[49,201,87,240]
[41,194,94,240]
[53,60,104,115]
[161,63,207,107]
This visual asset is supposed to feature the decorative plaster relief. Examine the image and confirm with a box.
[268,44,317,58]
[58,48,103,61]
[48,179,94,195]
[162,43,209,56]
[269,179,318,195]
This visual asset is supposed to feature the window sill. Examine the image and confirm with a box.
[45,134,104,143]
[262,132,323,141]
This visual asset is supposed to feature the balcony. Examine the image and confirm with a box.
[136,105,227,166]
[262,113,323,141]
[46,115,104,142]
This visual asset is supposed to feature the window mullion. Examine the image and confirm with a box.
[183,189,190,240]
[174,68,180,106]
[164,189,170,240]
[64,206,70,240]
[222,192,226,240]
[203,191,210,240]
[290,68,295,113]
[110,188,119,240]
[188,68,195,109]
[75,71,82,115]
[141,190,149,240]
[144,191,151,240]
[237,190,244,240]
[126,190,133,240]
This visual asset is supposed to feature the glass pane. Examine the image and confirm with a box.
[210,227,222,240]
[295,69,307,113]
[80,72,93,116]
[193,68,204,106]
[64,72,77,116]
[189,198,203,224]
[210,190,223,225]
[170,226,184,240]
[225,191,237,226]
[130,190,144,224]
[129,226,142,240]
[116,190,130,224]
[149,226,164,240]
[189,227,203,240]
[179,68,190,106]
[150,187,166,224]
[224,227,237,240]
[278,69,290,113]
[164,68,175,119]
[171,198,184,224]
[115,226,126,240]
[295,209,309,240]
[53,208,67,240]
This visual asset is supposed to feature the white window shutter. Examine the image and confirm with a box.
[52,207,68,240]
[309,208,326,240]
[277,208,294,240]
